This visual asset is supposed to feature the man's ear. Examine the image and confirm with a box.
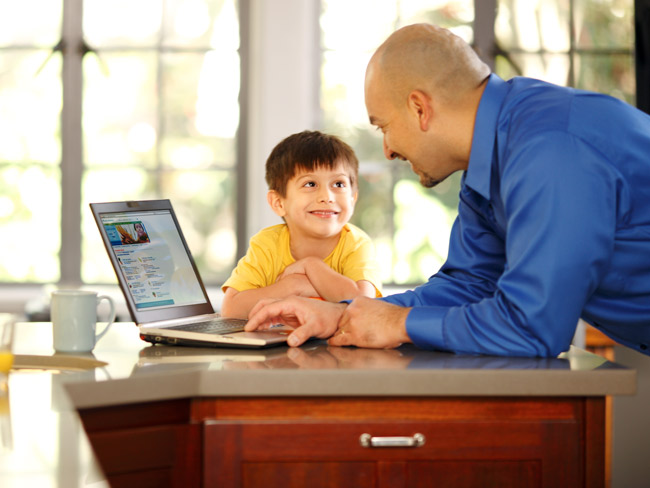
[267,190,286,217]
[407,90,433,131]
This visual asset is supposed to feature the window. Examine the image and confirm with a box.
[320,0,474,286]
[495,0,635,103]
[0,2,63,283]
[320,0,635,286]
[0,0,636,292]
[0,0,242,286]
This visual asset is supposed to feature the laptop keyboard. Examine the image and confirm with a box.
[167,318,247,335]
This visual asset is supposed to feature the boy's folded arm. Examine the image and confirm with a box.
[299,258,376,302]
[221,275,318,319]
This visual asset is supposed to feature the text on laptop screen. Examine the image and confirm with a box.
[100,210,207,311]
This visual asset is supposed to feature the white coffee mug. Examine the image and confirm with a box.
[51,290,116,353]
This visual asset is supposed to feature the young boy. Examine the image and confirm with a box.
[220,130,382,319]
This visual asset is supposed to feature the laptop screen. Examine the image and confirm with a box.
[99,209,206,311]
[91,200,215,323]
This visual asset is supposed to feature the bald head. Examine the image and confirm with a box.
[366,23,490,107]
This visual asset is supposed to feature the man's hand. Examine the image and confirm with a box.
[328,297,411,349]
[245,296,347,347]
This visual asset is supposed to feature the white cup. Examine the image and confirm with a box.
[51,290,116,353]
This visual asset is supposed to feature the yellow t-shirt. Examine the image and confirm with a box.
[222,223,382,297]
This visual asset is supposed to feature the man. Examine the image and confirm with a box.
[245,23,650,357]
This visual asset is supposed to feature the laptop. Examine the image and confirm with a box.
[90,199,291,348]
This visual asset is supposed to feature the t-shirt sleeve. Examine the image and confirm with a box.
[340,230,383,297]
[221,232,276,292]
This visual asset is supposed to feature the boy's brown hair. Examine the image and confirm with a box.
[265,130,359,197]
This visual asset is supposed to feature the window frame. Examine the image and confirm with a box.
[57,0,251,286]
[318,0,635,286]
[0,0,639,306]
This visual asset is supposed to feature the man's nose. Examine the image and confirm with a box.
[383,138,397,160]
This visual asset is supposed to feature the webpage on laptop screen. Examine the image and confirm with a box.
[101,210,206,311]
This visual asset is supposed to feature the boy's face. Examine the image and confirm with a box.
[268,160,358,240]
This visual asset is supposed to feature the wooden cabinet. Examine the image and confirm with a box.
[199,397,604,488]
[78,399,201,488]
[205,420,563,487]
[79,396,605,488]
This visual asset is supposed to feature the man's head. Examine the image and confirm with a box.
[265,131,359,240]
[365,23,490,187]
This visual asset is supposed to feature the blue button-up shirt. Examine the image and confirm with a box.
[381,74,650,357]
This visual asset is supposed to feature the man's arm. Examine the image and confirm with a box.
[390,134,617,356]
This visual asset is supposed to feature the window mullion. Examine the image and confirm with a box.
[474,0,497,69]
[237,0,250,262]
[60,0,84,285]
[568,0,576,87]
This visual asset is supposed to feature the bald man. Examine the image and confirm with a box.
[245,23,650,357]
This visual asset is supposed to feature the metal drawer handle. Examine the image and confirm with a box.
[359,433,426,448]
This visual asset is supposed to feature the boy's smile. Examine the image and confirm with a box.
[310,209,339,218]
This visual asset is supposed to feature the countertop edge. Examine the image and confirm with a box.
[64,367,637,410]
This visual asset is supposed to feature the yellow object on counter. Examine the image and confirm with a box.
[0,351,13,374]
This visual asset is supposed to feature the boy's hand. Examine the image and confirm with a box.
[277,273,320,298]
[277,257,318,280]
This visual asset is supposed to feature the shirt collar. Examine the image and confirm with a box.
[465,73,509,200]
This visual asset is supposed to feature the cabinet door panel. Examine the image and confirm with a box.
[85,424,201,488]
[204,419,581,488]
[89,426,178,474]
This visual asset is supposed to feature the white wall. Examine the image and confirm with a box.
[245,0,321,241]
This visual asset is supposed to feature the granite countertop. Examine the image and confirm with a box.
[0,321,638,487]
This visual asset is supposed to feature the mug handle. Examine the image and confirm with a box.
[95,295,116,342]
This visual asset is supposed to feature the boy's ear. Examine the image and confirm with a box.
[267,190,286,217]
[407,89,433,131]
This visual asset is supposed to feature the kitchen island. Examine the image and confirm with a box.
[0,321,636,487]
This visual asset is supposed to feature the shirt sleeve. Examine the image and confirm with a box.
[221,232,276,292]
[340,233,383,297]
[383,132,617,356]
[332,225,381,298]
